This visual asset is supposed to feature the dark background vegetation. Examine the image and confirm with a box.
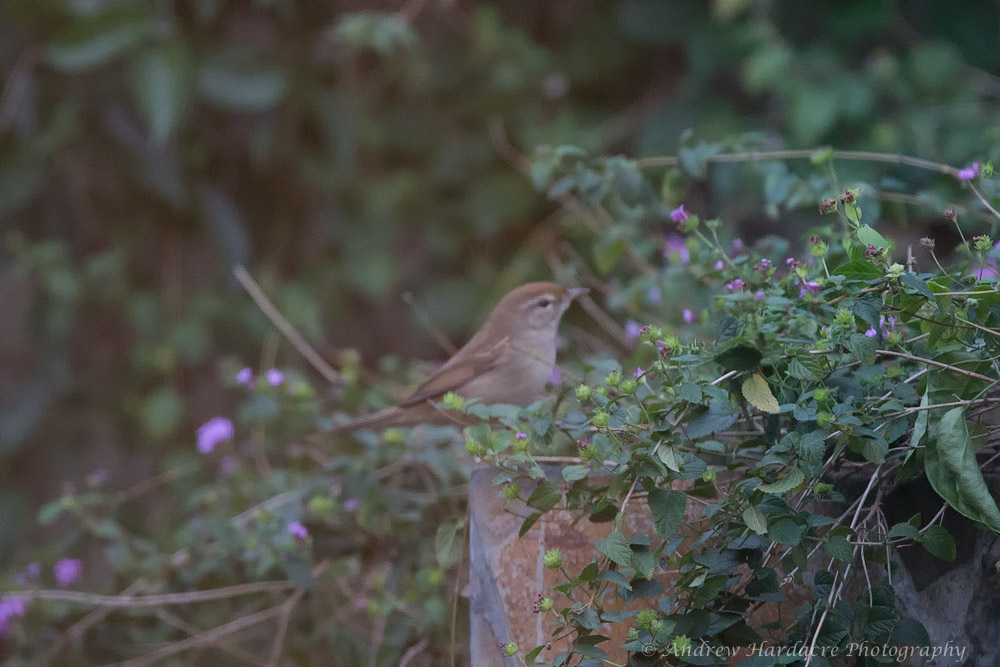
[1,0,999,657]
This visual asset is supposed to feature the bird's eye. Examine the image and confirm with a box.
[536,297,553,309]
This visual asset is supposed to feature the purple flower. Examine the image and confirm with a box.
[646,286,661,306]
[236,367,253,385]
[785,257,796,266]
[197,417,233,454]
[682,309,695,323]
[0,596,25,637]
[714,260,724,271]
[54,558,82,588]
[624,319,642,342]
[515,431,528,440]
[756,259,772,271]
[663,234,691,265]
[287,521,308,540]
[957,162,980,182]
[548,367,561,385]
[633,366,643,378]
[13,562,40,588]
[669,204,689,223]
[726,279,745,292]
[798,280,822,297]
[754,290,765,300]
[344,498,360,512]
[732,238,744,251]
[865,326,877,338]
[266,369,284,387]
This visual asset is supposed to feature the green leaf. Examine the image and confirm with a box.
[526,480,562,512]
[892,618,931,646]
[787,356,824,381]
[198,48,288,111]
[197,185,251,268]
[593,236,626,275]
[758,467,805,494]
[714,344,762,372]
[562,464,591,482]
[920,525,956,561]
[596,530,633,567]
[834,260,882,281]
[824,535,853,562]
[767,517,804,546]
[45,9,151,71]
[129,43,194,144]
[887,522,921,541]
[848,333,877,365]
[743,505,768,535]
[900,272,935,299]
[658,445,682,472]
[434,521,462,567]
[924,407,1000,533]
[857,224,889,251]
[647,488,686,538]
[742,373,780,414]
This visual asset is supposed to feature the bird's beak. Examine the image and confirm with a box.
[566,287,590,301]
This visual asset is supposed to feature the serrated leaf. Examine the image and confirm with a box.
[742,373,780,414]
[824,535,853,562]
[767,517,804,546]
[743,506,768,535]
[595,530,633,567]
[920,525,956,561]
[900,272,934,299]
[526,480,562,512]
[434,521,462,567]
[788,356,824,381]
[848,333,877,365]
[758,467,805,494]
[647,488,686,538]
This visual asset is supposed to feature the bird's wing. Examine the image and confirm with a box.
[398,338,507,407]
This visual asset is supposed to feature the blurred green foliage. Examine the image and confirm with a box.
[1,0,1000,664]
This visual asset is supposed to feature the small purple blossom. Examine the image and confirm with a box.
[756,258,772,271]
[197,417,233,454]
[714,260,724,271]
[577,437,591,449]
[798,280,822,297]
[13,562,41,588]
[726,279,745,292]
[663,234,691,265]
[732,238,744,251]
[266,369,284,387]
[957,162,980,182]
[754,290,765,300]
[287,521,309,540]
[624,319,642,343]
[682,308,695,323]
[236,367,253,385]
[633,366,644,378]
[344,498,360,512]
[646,286,661,306]
[669,204,689,223]
[0,596,25,637]
[548,367,561,385]
[785,257,796,266]
[865,326,878,338]
[54,558,82,588]
[515,431,528,440]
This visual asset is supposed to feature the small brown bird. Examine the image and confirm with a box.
[332,282,587,433]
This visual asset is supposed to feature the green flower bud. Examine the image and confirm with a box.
[383,428,405,445]
[672,635,692,655]
[887,263,904,278]
[619,378,638,395]
[605,371,620,387]
[973,235,994,251]
[594,387,609,397]
[834,308,853,326]
[428,568,445,586]
[701,468,716,482]
[308,495,335,518]
[627,628,639,641]
[813,387,829,402]
[636,609,658,630]
[579,443,598,461]
[575,384,592,401]
[502,481,521,499]
[503,642,517,657]
[816,411,834,427]
[442,392,465,411]
[465,438,486,457]
[810,240,829,257]
[539,597,553,612]
[592,410,610,428]
[887,330,903,346]
[705,218,721,231]
[543,549,563,569]
[649,619,664,634]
